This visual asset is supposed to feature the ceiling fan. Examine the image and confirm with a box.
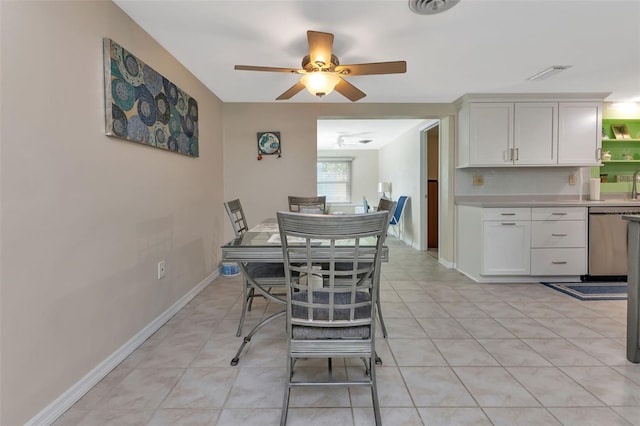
[332,131,372,148]
[234,30,406,102]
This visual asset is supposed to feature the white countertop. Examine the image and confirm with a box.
[456,196,640,208]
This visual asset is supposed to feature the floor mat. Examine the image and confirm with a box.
[541,281,627,301]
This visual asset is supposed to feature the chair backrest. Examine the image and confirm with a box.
[377,198,396,214]
[277,211,389,330]
[390,196,408,225]
[224,199,249,237]
[288,195,327,214]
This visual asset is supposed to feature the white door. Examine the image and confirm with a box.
[482,221,531,275]
[514,103,557,165]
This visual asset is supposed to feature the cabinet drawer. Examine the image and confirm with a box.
[483,208,531,221]
[531,221,585,248]
[531,207,586,221]
[531,248,586,276]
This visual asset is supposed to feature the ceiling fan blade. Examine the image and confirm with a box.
[334,78,366,102]
[307,31,334,67]
[276,81,306,100]
[335,61,407,76]
[234,65,301,73]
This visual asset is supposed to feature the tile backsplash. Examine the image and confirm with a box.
[455,167,591,197]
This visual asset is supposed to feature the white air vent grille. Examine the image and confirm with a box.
[409,0,460,15]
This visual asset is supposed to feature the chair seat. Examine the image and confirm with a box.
[291,290,371,339]
[292,325,370,339]
[245,262,286,278]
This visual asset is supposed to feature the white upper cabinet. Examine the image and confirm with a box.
[456,95,604,168]
[558,102,602,166]
[467,103,513,166]
[514,102,557,165]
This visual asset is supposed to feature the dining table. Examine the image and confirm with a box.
[221,217,389,365]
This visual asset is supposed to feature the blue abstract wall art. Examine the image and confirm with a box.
[103,38,198,157]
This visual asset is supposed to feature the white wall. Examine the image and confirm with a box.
[0,2,223,424]
[378,121,431,248]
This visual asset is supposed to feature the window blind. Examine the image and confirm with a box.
[317,157,352,203]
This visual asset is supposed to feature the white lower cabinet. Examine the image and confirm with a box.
[481,208,531,276]
[530,207,587,276]
[456,205,587,282]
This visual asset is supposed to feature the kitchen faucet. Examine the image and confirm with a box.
[632,168,640,200]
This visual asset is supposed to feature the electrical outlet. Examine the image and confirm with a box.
[473,175,484,186]
[158,260,166,279]
[569,174,577,186]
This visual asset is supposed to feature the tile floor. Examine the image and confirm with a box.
[55,237,640,425]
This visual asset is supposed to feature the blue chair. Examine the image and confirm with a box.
[389,196,408,237]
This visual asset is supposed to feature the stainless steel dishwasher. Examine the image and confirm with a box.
[589,206,640,278]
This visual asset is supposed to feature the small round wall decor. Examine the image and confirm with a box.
[257,131,281,159]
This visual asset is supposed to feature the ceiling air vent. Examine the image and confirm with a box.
[409,0,460,15]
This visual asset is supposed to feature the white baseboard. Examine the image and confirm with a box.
[439,258,455,269]
[26,269,219,426]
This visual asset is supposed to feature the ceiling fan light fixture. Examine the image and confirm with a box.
[300,72,341,97]
[409,0,460,15]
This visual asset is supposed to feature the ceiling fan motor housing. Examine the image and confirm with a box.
[409,0,460,15]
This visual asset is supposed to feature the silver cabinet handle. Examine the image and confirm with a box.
[552,213,567,216]
[514,147,519,161]
[501,213,516,216]
[501,222,516,225]
[551,233,568,237]
[552,261,568,265]
[596,147,602,161]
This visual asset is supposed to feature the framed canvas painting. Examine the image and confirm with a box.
[103,38,199,157]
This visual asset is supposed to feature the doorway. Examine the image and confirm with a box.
[424,123,439,259]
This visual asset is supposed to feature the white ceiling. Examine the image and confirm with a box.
[113,0,640,147]
[317,118,432,150]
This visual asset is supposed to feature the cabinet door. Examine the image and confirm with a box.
[469,103,514,166]
[482,221,531,275]
[558,102,602,165]
[514,103,558,165]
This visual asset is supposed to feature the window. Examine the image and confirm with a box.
[317,158,352,203]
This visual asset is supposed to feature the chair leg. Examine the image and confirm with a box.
[236,277,250,337]
[370,356,382,426]
[280,357,293,426]
[376,287,388,338]
[247,287,255,311]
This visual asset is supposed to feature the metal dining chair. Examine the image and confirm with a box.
[287,195,327,214]
[277,211,389,426]
[224,199,287,337]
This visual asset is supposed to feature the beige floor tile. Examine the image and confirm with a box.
[522,338,604,366]
[417,407,491,425]
[224,367,286,408]
[354,407,423,426]
[161,368,238,409]
[146,408,219,425]
[477,339,552,367]
[388,338,448,366]
[483,407,561,425]
[432,339,500,366]
[561,366,640,406]
[401,367,476,406]
[216,408,282,426]
[457,318,516,338]
[547,407,632,426]
[417,318,472,338]
[507,366,604,406]
[101,368,184,409]
[453,366,539,407]
[284,407,353,426]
